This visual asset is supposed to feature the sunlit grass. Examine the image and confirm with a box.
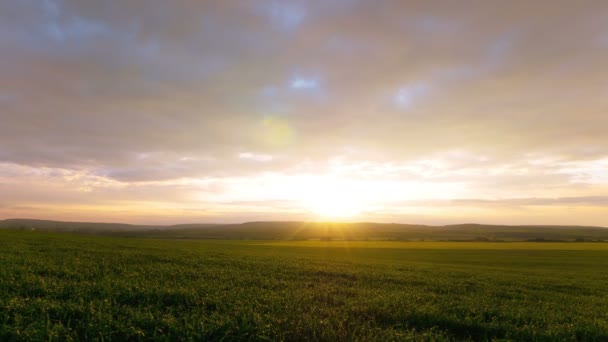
[252,240,608,250]
[1,230,607,340]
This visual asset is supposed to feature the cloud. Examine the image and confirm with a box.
[0,1,607,224]
[238,152,275,162]
[449,196,608,207]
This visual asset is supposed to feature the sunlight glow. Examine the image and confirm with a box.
[305,190,367,218]
[296,177,370,219]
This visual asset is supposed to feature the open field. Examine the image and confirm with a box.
[2,230,608,340]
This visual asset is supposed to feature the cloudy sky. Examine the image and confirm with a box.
[1,0,607,225]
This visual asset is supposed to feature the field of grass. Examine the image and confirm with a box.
[2,230,608,340]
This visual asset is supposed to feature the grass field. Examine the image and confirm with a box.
[1,230,608,340]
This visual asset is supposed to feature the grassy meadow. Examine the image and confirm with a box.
[1,230,608,340]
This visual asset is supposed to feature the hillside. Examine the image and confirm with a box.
[0,218,165,233]
[1,219,607,241]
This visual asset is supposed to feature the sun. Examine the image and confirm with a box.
[308,195,365,218]
[301,180,368,219]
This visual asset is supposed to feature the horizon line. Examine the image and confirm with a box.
[2,217,607,229]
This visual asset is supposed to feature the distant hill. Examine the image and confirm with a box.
[0,218,164,233]
[1,218,607,241]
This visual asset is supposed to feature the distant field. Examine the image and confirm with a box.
[1,230,608,340]
[250,240,608,250]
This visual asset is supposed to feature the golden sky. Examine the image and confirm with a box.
[1,1,607,225]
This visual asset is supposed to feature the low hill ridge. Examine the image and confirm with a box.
[1,218,607,241]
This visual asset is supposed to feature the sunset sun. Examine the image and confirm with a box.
[307,193,366,218]
[300,180,369,219]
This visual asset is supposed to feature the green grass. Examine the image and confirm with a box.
[1,230,608,340]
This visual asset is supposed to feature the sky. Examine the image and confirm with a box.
[1,0,607,226]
